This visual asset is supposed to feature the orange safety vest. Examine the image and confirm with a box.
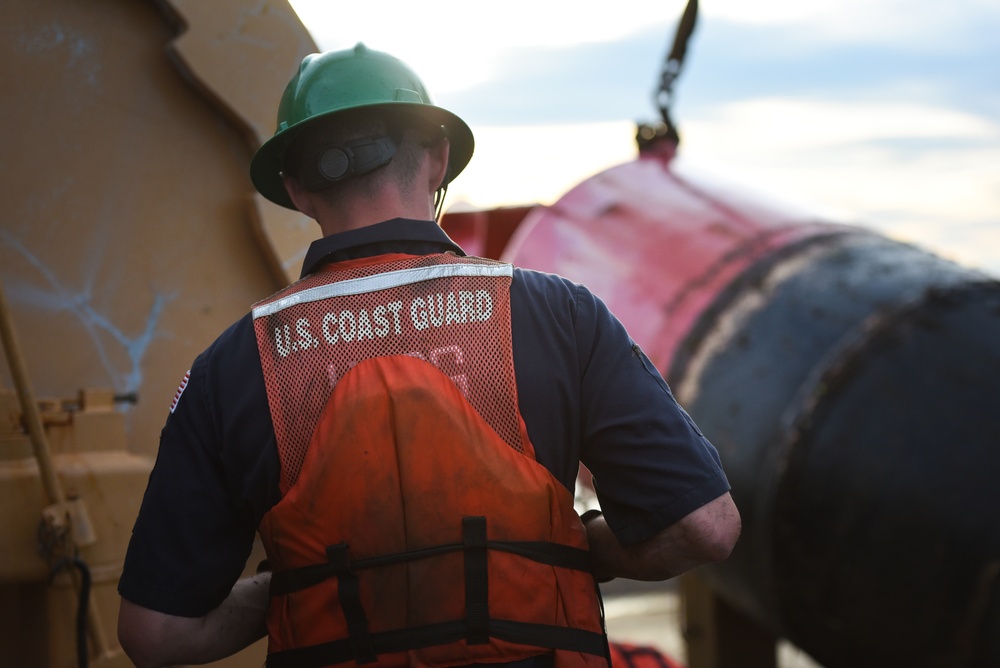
[252,253,610,668]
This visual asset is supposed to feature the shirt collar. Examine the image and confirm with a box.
[299,218,466,278]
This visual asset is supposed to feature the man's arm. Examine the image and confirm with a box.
[118,571,271,668]
[587,492,741,582]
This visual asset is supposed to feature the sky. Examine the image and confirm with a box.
[288,0,1000,277]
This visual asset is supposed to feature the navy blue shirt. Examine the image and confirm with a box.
[119,218,729,617]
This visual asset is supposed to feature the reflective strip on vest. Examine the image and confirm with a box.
[253,262,514,319]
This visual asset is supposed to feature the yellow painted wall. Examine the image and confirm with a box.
[0,1,319,664]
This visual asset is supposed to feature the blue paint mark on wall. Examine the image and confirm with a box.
[17,22,101,86]
[1,230,174,402]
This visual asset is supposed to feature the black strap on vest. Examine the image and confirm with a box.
[463,516,490,645]
[267,619,610,668]
[270,536,594,596]
[266,516,607,668]
[325,543,376,663]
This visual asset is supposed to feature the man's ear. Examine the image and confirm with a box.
[282,175,318,218]
[428,137,451,192]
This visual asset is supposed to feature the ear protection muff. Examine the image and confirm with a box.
[301,136,398,191]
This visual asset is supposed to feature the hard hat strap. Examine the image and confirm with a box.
[302,136,398,191]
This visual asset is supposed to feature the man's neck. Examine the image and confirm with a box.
[315,192,434,238]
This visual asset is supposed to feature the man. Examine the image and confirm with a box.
[117,44,740,668]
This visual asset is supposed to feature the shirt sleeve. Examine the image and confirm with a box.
[511,271,730,547]
[575,285,730,546]
[118,314,279,616]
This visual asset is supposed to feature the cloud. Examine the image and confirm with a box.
[288,0,683,95]
[440,29,669,126]
[423,2,1000,129]
[446,121,639,209]
[678,97,1000,275]
[687,97,998,152]
[703,0,1000,50]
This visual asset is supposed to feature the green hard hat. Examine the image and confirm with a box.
[250,43,475,210]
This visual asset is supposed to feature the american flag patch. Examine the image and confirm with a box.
[170,371,191,413]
